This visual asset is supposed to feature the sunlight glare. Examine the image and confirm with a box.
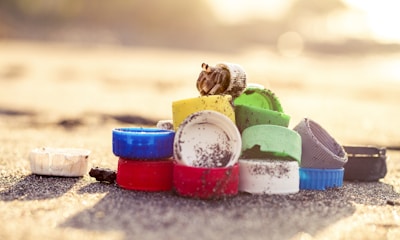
[343,0,400,43]
[208,0,292,23]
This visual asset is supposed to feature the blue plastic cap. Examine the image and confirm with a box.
[112,127,175,159]
[299,167,344,190]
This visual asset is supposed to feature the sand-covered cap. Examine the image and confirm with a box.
[293,118,347,169]
[173,110,242,168]
[241,125,302,163]
[173,163,239,199]
[196,62,246,98]
[29,147,90,177]
[239,159,299,194]
[299,168,344,190]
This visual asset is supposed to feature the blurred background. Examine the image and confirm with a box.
[1,0,400,52]
[0,0,400,146]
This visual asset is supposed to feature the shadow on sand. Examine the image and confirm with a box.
[0,174,80,201]
[59,179,399,240]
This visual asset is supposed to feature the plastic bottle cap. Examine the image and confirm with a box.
[241,125,302,163]
[116,158,173,191]
[293,118,347,169]
[239,159,299,194]
[343,145,387,181]
[29,147,90,177]
[234,88,284,112]
[172,95,235,131]
[112,127,174,159]
[173,110,242,168]
[299,167,344,190]
[235,104,290,133]
[173,163,239,199]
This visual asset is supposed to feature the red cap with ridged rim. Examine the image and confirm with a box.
[117,158,173,191]
[173,163,239,199]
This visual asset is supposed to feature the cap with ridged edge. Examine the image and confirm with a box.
[293,118,347,169]
[299,167,344,190]
[234,87,284,112]
[112,127,174,159]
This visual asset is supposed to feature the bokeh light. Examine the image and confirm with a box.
[277,31,304,57]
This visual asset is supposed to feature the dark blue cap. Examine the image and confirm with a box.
[112,127,175,159]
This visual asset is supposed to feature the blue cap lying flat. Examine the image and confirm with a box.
[299,168,344,190]
[112,128,175,159]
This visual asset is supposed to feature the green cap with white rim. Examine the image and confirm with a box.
[241,124,302,163]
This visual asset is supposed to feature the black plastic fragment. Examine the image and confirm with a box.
[89,167,117,183]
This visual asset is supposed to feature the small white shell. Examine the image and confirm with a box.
[156,120,174,131]
[29,147,90,177]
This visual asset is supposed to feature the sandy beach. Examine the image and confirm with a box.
[1,40,400,239]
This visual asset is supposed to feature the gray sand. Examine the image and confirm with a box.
[0,119,399,240]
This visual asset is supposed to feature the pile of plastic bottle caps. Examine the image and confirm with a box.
[110,62,386,199]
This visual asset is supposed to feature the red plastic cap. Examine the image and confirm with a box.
[173,163,239,199]
[117,158,173,191]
